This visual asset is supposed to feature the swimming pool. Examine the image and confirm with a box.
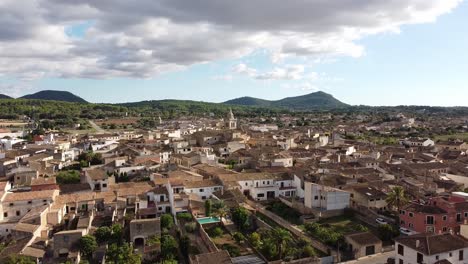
[197,216,221,225]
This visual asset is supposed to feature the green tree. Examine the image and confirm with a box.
[4,255,35,264]
[56,170,81,184]
[94,226,112,244]
[272,228,293,260]
[161,214,174,230]
[205,200,213,217]
[161,235,178,260]
[176,212,192,222]
[111,224,124,245]
[232,207,250,231]
[106,243,141,264]
[386,186,409,217]
[233,232,245,244]
[214,206,228,222]
[249,232,261,248]
[79,235,98,260]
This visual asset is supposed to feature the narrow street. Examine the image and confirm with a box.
[341,251,394,264]
[88,120,106,134]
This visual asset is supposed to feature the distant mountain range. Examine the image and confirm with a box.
[0,90,88,103]
[0,90,347,109]
[224,91,348,109]
[20,90,88,103]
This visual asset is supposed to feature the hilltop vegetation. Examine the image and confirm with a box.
[20,90,88,103]
[225,91,349,109]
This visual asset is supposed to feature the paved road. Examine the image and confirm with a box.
[341,251,394,264]
[88,120,106,134]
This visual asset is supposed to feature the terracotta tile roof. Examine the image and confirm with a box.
[396,233,468,255]
[184,179,222,189]
[3,190,58,203]
[345,232,381,246]
[86,169,108,180]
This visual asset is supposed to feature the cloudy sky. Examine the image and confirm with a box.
[0,0,467,106]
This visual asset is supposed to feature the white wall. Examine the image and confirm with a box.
[185,186,223,200]
[304,182,350,210]
[396,243,468,264]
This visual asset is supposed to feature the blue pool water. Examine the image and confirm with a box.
[197,216,221,225]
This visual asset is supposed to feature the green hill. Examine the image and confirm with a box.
[0,94,12,99]
[224,91,348,110]
[223,96,273,107]
[20,90,88,103]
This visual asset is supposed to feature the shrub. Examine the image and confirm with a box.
[177,212,193,221]
[56,170,81,184]
[208,227,223,237]
[233,232,245,244]
[161,214,174,230]
[184,222,197,233]
[222,244,241,257]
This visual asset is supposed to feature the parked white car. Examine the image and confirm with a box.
[399,227,417,236]
[376,218,388,225]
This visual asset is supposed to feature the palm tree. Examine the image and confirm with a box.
[272,228,292,260]
[214,206,228,223]
[386,186,409,217]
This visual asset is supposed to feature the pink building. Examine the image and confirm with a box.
[400,195,468,234]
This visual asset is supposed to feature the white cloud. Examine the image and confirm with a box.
[0,0,463,82]
[282,82,319,92]
[233,63,308,80]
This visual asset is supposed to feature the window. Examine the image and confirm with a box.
[417,253,423,263]
[426,215,434,225]
[443,215,447,221]
[245,182,248,186]
[9,203,13,207]
[409,223,414,228]
[199,189,204,192]
[3,212,7,217]
[28,201,32,204]
[257,193,265,198]
[399,260,403,264]
[398,244,404,256]
[465,212,468,218]
[449,252,453,257]
[400,210,406,215]
[443,227,448,232]
[16,211,20,216]
[202,196,207,200]
[409,212,414,217]
[102,184,107,188]
[457,213,462,222]
[43,199,47,203]
[314,196,319,200]
[460,250,464,261]
[436,255,439,260]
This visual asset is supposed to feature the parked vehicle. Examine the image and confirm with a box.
[376,217,388,225]
[399,227,417,236]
